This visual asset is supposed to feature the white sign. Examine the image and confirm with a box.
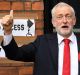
[0,19,35,36]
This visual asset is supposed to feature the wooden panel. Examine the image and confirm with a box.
[0,58,33,75]
[0,67,18,75]
[19,67,33,75]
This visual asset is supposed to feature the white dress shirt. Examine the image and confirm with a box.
[3,33,78,75]
[0,46,5,57]
[3,33,12,46]
[58,33,78,75]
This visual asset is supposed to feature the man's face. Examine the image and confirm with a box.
[52,6,76,38]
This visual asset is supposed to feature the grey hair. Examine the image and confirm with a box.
[51,2,75,18]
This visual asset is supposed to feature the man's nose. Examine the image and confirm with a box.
[63,16,67,23]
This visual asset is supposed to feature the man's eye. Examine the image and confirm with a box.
[57,16,62,19]
[67,15,72,19]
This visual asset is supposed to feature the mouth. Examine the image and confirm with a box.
[61,26,69,29]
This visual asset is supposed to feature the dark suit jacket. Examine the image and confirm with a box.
[1,33,80,75]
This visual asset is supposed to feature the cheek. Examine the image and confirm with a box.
[52,20,61,27]
[68,19,76,25]
[69,21,75,27]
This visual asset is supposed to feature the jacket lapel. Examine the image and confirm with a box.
[46,33,58,74]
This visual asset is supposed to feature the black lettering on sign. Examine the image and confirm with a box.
[13,24,24,31]
[17,24,20,30]
[21,24,24,30]
[14,24,17,30]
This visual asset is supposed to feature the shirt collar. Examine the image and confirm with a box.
[57,32,76,45]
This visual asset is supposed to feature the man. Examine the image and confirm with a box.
[1,2,80,75]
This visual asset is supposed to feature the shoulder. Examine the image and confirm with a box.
[34,33,58,44]
[33,33,58,47]
[37,32,57,39]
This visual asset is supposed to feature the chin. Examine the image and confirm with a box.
[62,32,71,37]
[59,31,71,37]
